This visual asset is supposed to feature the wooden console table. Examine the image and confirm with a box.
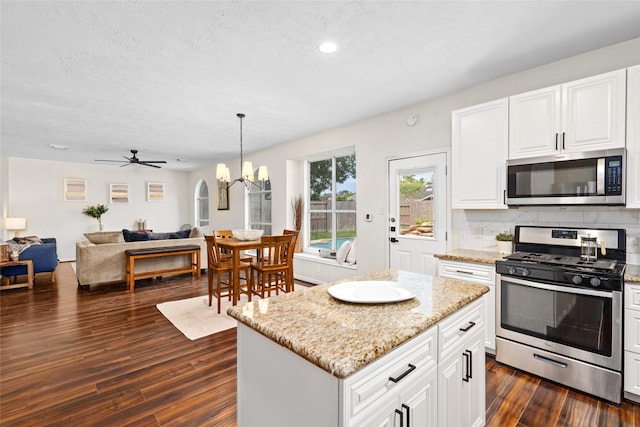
[125,245,201,291]
[0,259,34,290]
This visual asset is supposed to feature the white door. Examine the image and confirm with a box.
[388,153,447,275]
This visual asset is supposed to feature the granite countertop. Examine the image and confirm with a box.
[434,248,506,265]
[227,269,489,379]
[626,264,640,283]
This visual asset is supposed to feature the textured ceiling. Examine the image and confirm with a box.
[2,1,640,171]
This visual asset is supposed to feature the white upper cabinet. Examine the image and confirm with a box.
[626,65,640,209]
[452,98,508,209]
[509,69,627,159]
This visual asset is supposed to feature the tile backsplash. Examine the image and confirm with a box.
[452,206,640,265]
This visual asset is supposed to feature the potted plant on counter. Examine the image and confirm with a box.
[496,232,514,255]
[82,204,109,231]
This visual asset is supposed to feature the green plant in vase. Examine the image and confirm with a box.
[496,231,514,255]
[82,204,109,231]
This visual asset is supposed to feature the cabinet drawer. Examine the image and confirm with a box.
[438,260,495,285]
[439,299,484,358]
[626,283,640,311]
[342,326,437,422]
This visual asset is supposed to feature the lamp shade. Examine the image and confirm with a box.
[258,165,269,182]
[4,217,26,230]
[216,163,228,181]
[242,161,254,182]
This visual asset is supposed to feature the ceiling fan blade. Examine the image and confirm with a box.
[119,163,131,168]
[141,163,161,168]
[95,159,129,163]
[140,160,167,164]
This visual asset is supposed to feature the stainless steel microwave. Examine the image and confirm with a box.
[506,148,625,206]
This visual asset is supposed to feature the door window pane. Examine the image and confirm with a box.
[398,170,434,237]
[196,180,209,227]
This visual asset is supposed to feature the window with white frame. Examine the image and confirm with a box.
[195,180,209,227]
[307,152,356,251]
[248,172,272,235]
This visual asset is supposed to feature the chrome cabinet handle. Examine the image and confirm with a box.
[455,269,474,275]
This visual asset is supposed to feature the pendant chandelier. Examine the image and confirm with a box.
[216,113,269,189]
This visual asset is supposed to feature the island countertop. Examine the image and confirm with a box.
[227,269,489,379]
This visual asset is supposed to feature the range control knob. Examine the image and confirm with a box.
[590,277,601,287]
[572,275,583,285]
[507,266,516,275]
[520,268,530,277]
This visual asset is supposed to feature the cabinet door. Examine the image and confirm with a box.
[398,366,438,427]
[509,85,561,159]
[438,348,466,427]
[466,336,486,427]
[483,287,496,353]
[626,65,640,208]
[625,307,640,354]
[562,69,626,152]
[452,98,508,209]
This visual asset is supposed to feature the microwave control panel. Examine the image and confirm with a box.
[605,156,623,195]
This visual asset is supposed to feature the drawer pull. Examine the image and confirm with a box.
[402,403,410,427]
[459,321,476,332]
[389,363,416,383]
[455,269,474,275]
[534,353,567,368]
[395,409,404,427]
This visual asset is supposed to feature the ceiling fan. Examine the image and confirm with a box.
[95,149,167,168]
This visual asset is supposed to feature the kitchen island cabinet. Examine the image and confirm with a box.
[228,269,488,427]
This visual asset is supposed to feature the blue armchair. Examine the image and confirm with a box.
[2,238,58,282]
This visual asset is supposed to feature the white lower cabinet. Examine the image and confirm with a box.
[624,282,640,401]
[437,259,496,353]
[437,299,486,427]
[237,298,485,427]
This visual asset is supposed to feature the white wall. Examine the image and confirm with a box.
[5,158,191,261]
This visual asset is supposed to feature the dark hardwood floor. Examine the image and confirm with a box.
[2,262,640,426]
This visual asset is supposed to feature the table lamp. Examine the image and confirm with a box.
[4,217,27,238]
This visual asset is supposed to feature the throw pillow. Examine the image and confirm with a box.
[84,231,124,245]
[169,229,191,239]
[346,241,357,265]
[122,229,150,242]
[189,226,209,238]
[148,232,172,240]
[336,240,352,264]
[12,236,43,245]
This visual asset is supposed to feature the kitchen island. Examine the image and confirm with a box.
[227,269,489,427]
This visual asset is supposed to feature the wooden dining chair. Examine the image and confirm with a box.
[250,234,296,298]
[282,229,299,292]
[205,234,251,313]
[215,229,255,263]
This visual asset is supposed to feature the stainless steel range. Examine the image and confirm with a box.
[495,225,626,403]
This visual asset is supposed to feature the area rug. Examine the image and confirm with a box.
[156,295,250,340]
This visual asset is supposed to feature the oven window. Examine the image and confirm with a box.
[500,281,612,356]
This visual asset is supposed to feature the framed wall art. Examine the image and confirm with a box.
[64,179,87,201]
[110,183,129,204]
[218,181,229,210]
[146,182,165,202]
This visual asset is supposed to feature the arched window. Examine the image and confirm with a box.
[195,180,209,227]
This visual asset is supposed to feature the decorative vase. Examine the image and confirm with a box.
[497,241,513,255]
[98,220,104,232]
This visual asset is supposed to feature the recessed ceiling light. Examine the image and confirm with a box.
[176,158,190,162]
[318,42,337,54]
[49,144,68,150]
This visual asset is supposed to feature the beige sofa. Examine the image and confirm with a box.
[76,231,208,290]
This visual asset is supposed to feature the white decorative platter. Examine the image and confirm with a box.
[327,281,421,304]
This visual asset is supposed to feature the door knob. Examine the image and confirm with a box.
[390,237,399,243]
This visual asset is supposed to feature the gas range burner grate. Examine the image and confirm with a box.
[505,252,618,272]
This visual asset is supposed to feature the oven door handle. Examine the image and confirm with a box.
[502,276,614,299]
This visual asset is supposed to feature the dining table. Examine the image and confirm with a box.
[216,237,263,306]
